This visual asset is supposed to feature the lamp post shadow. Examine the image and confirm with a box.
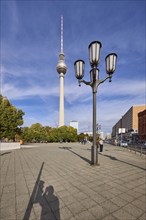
[100,153,146,171]
[59,146,91,165]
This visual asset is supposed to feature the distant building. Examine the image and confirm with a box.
[105,133,111,140]
[70,121,79,133]
[99,132,104,139]
[83,131,92,136]
[112,105,146,142]
[138,109,146,142]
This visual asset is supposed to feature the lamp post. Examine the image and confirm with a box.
[74,41,117,165]
[96,123,101,133]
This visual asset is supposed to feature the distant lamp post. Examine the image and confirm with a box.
[74,41,117,165]
[96,123,101,135]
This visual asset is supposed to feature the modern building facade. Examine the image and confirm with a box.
[112,105,146,142]
[138,109,146,141]
[56,16,67,127]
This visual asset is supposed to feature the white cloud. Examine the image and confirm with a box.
[2,75,145,105]
[64,94,145,134]
[1,83,59,100]
[65,78,145,103]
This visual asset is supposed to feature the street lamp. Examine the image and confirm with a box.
[74,41,117,165]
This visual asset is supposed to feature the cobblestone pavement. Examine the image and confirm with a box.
[0,143,146,220]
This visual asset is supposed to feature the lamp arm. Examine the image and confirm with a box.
[78,79,92,86]
[98,75,112,85]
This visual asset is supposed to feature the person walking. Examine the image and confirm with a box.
[99,139,103,152]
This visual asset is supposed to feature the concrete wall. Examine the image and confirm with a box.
[0,142,20,151]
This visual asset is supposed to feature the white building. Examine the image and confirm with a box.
[70,121,79,133]
[99,131,104,139]
[105,133,111,140]
[84,131,92,136]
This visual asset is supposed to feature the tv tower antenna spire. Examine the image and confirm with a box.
[61,15,63,53]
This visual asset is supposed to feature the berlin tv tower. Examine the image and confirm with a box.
[56,16,67,127]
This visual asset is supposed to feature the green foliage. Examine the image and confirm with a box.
[77,132,100,143]
[0,95,24,140]
[58,126,78,142]
[21,124,78,143]
[78,133,86,141]
[0,96,78,143]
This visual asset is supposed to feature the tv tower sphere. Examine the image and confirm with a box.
[56,53,67,75]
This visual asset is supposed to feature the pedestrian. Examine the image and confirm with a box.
[99,139,103,152]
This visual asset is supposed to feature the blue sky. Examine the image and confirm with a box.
[1,0,146,134]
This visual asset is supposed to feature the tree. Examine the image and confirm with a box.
[21,127,32,142]
[57,126,78,142]
[29,123,47,142]
[20,124,78,143]
[78,133,85,142]
[0,95,24,140]
[21,124,53,143]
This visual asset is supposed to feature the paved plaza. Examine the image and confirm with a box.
[0,142,146,220]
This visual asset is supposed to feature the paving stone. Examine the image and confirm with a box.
[138,195,146,203]
[0,196,16,209]
[123,203,144,218]
[92,193,106,204]
[131,199,146,211]
[68,217,76,220]
[0,215,17,220]
[138,213,146,220]
[127,189,143,199]
[102,214,118,220]
[119,192,135,202]
[66,186,80,194]
[75,210,96,220]
[112,209,137,220]
[101,200,120,213]
[73,191,88,200]
[0,206,16,218]
[68,201,86,215]
[56,189,71,198]
[88,204,109,219]
[16,194,30,205]
[110,196,128,207]
[99,190,115,199]
[109,187,123,196]
[133,187,146,195]
[0,143,146,220]
[60,195,77,205]
[80,197,97,209]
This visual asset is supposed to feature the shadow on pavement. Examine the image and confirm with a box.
[0,151,11,156]
[99,153,117,160]
[81,148,91,151]
[59,146,72,150]
[100,153,146,171]
[59,146,91,164]
[23,162,60,220]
